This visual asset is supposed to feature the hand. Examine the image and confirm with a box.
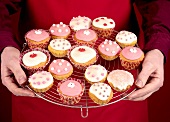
[127,49,164,101]
[1,47,35,97]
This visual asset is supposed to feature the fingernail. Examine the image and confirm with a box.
[135,80,143,88]
[19,77,26,84]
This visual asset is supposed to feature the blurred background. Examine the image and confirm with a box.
[0,5,170,122]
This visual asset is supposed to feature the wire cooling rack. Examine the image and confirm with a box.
[22,29,137,118]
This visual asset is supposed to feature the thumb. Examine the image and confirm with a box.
[136,61,155,88]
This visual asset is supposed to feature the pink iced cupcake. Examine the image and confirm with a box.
[49,22,71,39]
[73,29,98,45]
[57,78,85,105]
[119,46,144,70]
[25,29,51,49]
[48,59,73,80]
[98,39,121,61]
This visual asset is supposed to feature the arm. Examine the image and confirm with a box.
[128,0,170,101]
[0,0,34,97]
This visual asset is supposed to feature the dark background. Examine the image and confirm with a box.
[0,6,170,122]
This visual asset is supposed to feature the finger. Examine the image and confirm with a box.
[2,74,35,97]
[136,61,155,88]
[7,57,27,84]
[129,92,153,101]
[128,78,160,100]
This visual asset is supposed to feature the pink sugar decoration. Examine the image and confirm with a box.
[92,74,95,77]
[32,77,36,80]
[37,82,41,85]
[42,72,46,75]
[87,72,90,75]
[96,77,99,80]
[46,78,50,81]
[42,81,46,84]
[33,82,36,85]
[95,19,99,22]
[101,73,104,76]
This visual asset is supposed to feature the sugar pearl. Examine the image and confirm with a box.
[51,30,54,33]
[57,69,61,73]
[59,63,62,66]
[58,29,62,32]
[51,67,54,70]
[106,48,109,51]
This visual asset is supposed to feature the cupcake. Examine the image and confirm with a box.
[119,46,144,70]
[69,16,92,31]
[98,39,121,61]
[107,70,134,92]
[20,48,50,73]
[25,29,51,49]
[92,17,115,38]
[85,65,107,84]
[49,22,71,39]
[69,45,97,69]
[57,78,85,105]
[115,30,137,48]
[89,82,113,105]
[28,71,54,92]
[48,59,73,80]
[73,29,98,45]
[48,39,71,57]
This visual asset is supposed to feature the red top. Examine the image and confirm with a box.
[0,0,170,122]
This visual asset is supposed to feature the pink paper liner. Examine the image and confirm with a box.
[67,44,99,70]
[57,78,85,105]
[19,48,51,74]
[25,29,51,49]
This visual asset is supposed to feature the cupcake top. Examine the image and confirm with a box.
[70,45,96,63]
[28,71,54,89]
[121,46,144,60]
[58,79,84,96]
[98,39,121,56]
[69,16,92,31]
[49,22,71,37]
[116,30,137,44]
[107,70,134,91]
[49,59,73,75]
[74,29,97,42]
[25,29,50,42]
[49,39,71,51]
[92,17,115,29]
[22,50,47,67]
[89,83,112,100]
[85,65,107,83]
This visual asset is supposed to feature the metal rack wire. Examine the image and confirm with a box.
[22,29,137,118]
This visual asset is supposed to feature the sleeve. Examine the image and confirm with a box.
[135,0,170,60]
[0,0,22,51]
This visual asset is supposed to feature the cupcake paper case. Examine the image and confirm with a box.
[20,48,51,73]
[119,46,144,70]
[25,29,51,49]
[57,78,85,105]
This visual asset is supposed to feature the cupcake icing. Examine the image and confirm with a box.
[59,79,83,96]
[22,50,47,66]
[121,46,144,60]
[92,17,115,29]
[116,30,137,43]
[89,83,112,100]
[75,29,97,42]
[107,70,134,91]
[49,39,71,50]
[49,22,70,37]
[70,46,96,63]
[69,16,91,31]
[26,29,50,42]
[28,71,53,89]
[85,65,107,83]
[49,59,73,75]
[98,39,121,56]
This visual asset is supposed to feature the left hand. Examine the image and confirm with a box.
[127,49,164,101]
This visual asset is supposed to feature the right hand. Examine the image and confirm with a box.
[1,46,35,97]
